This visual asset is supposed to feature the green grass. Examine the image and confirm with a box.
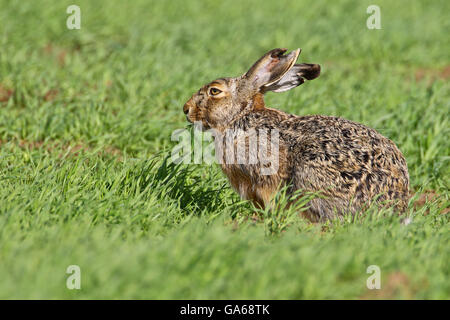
[0,0,449,299]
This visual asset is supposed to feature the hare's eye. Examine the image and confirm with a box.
[209,87,222,96]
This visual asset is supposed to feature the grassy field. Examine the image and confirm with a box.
[0,0,448,299]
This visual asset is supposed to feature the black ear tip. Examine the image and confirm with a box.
[298,63,321,80]
[270,48,287,58]
[311,64,321,78]
[310,64,321,78]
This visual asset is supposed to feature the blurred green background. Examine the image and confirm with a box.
[0,0,448,299]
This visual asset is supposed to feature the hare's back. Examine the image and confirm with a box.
[283,115,409,210]
[286,115,404,165]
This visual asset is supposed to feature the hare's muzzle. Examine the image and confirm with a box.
[183,101,190,115]
[183,98,194,122]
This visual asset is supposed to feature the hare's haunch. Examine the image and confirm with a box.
[183,48,409,221]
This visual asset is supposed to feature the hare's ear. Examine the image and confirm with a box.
[244,48,301,91]
[262,63,321,93]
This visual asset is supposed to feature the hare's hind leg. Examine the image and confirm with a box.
[305,197,347,222]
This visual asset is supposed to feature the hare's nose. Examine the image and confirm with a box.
[183,98,193,115]
[183,104,189,115]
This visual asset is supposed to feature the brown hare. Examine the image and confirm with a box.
[183,48,409,221]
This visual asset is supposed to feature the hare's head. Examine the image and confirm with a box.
[183,48,320,130]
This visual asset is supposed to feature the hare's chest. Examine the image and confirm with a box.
[221,164,252,197]
[220,164,279,209]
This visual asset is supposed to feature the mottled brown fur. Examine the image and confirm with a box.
[183,48,410,221]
